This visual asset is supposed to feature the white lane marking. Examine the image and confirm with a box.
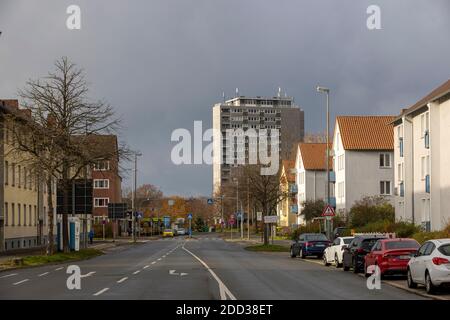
[38,272,49,277]
[142,240,150,243]
[133,270,141,275]
[13,279,29,285]
[81,271,96,278]
[93,287,109,296]
[117,277,128,283]
[162,255,166,258]
[55,267,64,271]
[143,265,150,269]
[151,261,156,265]
[0,273,17,279]
[182,244,236,300]
[157,258,162,261]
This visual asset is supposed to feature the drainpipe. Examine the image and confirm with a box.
[403,115,414,224]
[426,103,432,230]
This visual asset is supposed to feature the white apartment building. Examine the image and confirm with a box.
[295,143,332,225]
[212,93,304,194]
[393,79,450,231]
[333,116,395,215]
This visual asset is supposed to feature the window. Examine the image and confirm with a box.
[18,203,21,226]
[338,182,344,198]
[18,165,21,188]
[11,203,15,226]
[94,179,109,189]
[380,181,391,195]
[397,163,403,182]
[29,205,32,226]
[421,155,430,180]
[379,153,391,168]
[24,167,27,189]
[420,112,430,137]
[4,202,8,226]
[93,161,110,171]
[94,198,109,207]
[4,161,8,185]
[337,155,344,171]
[23,204,26,226]
[11,163,15,186]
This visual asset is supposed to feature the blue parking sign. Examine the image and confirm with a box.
[188,213,193,220]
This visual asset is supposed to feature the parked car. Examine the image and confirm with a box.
[290,233,331,259]
[162,229,174,237]
[342,235,386,273]
[364,238,420,277]
[407,239,450,294]
[323,236,354,267]
[176,228,186,236]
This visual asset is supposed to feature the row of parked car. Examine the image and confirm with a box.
[290,232,450,294]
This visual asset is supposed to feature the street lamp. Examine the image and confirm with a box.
[317,86,331,239]
[132,151,142,242]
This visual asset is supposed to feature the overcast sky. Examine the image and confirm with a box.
[1,0,449,197]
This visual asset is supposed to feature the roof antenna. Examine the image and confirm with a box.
[235,88,239,97]
[278,87,281,98]
[222,91,225,102]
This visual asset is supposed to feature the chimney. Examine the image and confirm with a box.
[0,99,19,109]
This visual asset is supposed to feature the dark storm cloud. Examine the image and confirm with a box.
[1,0,449,196]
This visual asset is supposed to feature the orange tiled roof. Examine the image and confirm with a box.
[282,160,295,182]
[298,143,331,170]
[337,116,395,150]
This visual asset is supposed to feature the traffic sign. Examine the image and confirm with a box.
[264,215,278,224]
[187,213,193,220]
[207,198,214,205]
[256,212,262,221]
[322,204,335,217]
[229,214,235,225]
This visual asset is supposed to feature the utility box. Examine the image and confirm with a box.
[57,217,80,251]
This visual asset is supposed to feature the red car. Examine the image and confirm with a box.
[364,238,420,277]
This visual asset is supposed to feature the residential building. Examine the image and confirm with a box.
[332,116,395,215]
[295,143,333,225]
[277,160,298,228]
[393,79,450,231]
[0,99,57,252]
[212,93,304,194]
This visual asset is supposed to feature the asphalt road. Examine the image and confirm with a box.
[0,234,428,300]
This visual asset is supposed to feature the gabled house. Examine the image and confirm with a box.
[393,79,450,231]
[277,160,297,228]
[295,143,333,225]
[332,116,395,215]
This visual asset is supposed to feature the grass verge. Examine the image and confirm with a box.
[2,249,103,269]
[245,244,289,252]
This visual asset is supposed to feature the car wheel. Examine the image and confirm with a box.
[323,254,330,266]
[407,268,417,289]
[290,247,297,258]
[352,257,359,273]
[335,254,341,268]
[425,271,437,294]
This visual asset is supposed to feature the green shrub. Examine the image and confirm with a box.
[349,196,394,228]
[291,222,322,240]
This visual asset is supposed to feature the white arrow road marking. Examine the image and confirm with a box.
[0,273,17,279]
[13,279,29,285]
[169,270,188,276]
[81,271,96,278]
[180,273,188,276]
[93,287,109,296]
[182,244,236,300]
[38,272,49,277]
[117,277,128,283]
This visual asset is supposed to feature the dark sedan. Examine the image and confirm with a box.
[342,235,387,273]
[290,233,331,259]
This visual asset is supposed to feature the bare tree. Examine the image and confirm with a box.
[13,57,127,253]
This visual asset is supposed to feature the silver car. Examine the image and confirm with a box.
[407,239,450,294]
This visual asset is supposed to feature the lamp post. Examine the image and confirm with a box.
[132,151,142,243]
[317,86,331,239]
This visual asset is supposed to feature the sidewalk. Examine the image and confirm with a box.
[221,233,292,247]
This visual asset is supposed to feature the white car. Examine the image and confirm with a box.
[407,239,450,294]
[323,236,354,267]
[176,228,186,236]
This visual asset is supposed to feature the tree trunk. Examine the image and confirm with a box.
[263,202,269,245]
[46,177,54,255]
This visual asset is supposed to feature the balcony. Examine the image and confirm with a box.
[290,204,298,214]
[289,184,298,194]
[329,171,336,183]
[424,130,430,149]
[400,182,404,197]
[328,196,336,208]
[425,174,430,193]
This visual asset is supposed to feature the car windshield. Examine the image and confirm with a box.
[361,239,380,250]
[385,241,419,250]
[438,244,450,256]
[305,234,328,241]
[343,238,353,244]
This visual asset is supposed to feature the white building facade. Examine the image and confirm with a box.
[332,116,395,215]
[393,79,450,231]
